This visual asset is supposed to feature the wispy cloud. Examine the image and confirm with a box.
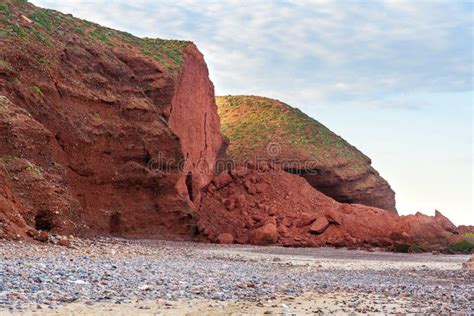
[32,0,472,110]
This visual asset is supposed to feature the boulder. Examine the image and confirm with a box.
[309,217,330,235]
[250,223,278,245]
[216,233,234,244]
[463,255,474,271]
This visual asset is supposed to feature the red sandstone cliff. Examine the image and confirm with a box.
[0,0,223,239]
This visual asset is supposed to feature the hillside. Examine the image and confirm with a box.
[216,95,396,213]
[0,0,224,239]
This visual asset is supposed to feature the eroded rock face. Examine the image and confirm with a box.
[216,95,397,213]
[170,45,223,208]
[0,1,223,239]
[198,165,456,251]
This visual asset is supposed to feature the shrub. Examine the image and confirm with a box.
[448,240,474,254]
[408,244,422,253]
[393,243,410,253]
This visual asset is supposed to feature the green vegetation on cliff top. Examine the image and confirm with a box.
[0,0,190,73]
[216,95,370,170]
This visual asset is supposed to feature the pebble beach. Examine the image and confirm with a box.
[0,238,472,315]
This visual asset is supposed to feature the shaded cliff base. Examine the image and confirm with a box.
[2,160,473,254]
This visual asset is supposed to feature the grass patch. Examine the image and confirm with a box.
[73,25,85,36]
[36,56,50,65]
[116,31,141,45]
[8,77,21,86]
[216,96,369,169]
[3,1,190,75]
[448,240,474,254]
[90,29,116,46]
[0,101,6,113]
[464,232,474,239]
[11,0,29,5]
[143,83,153,92]
[0,29,9,38]
[32,30,51,46]
[11,23,28,37]
[0,155,20,180]
[31,85,43,96]
[0,60,13,71]
[0,2,9,14]
[0,157,12,179]
[140,38,189,73]
[392,243,428,253]
[26,160,43,178]
[29,9,53,31]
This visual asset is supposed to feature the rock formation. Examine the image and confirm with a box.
[0,0,223,239]
[198,165,457,251]
[216,95,396,213]
[0,1,469,254]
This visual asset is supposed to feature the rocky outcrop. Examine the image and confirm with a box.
[0,1,223,240]
[170,45,223,208]
[216,95,396,213]
[197,165,456,251]
[0,1,465,254]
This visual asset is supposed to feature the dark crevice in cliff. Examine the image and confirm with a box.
[186,172,194,202]
[203,112,208,151]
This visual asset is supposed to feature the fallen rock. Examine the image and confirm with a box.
[34,230,49,242]
[224,199,235,211]
[309,217,330,235]
[199,168,460,251]
[295,213,318,228]
[230,166,249,179]
[213,171,234,189]
[216,233,234,244]
[463,255,474,271]
[325,209,342,225]
[250,223,278,245]
[57,238,71,247]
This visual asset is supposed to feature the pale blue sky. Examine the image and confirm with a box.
[31,0,473,225]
